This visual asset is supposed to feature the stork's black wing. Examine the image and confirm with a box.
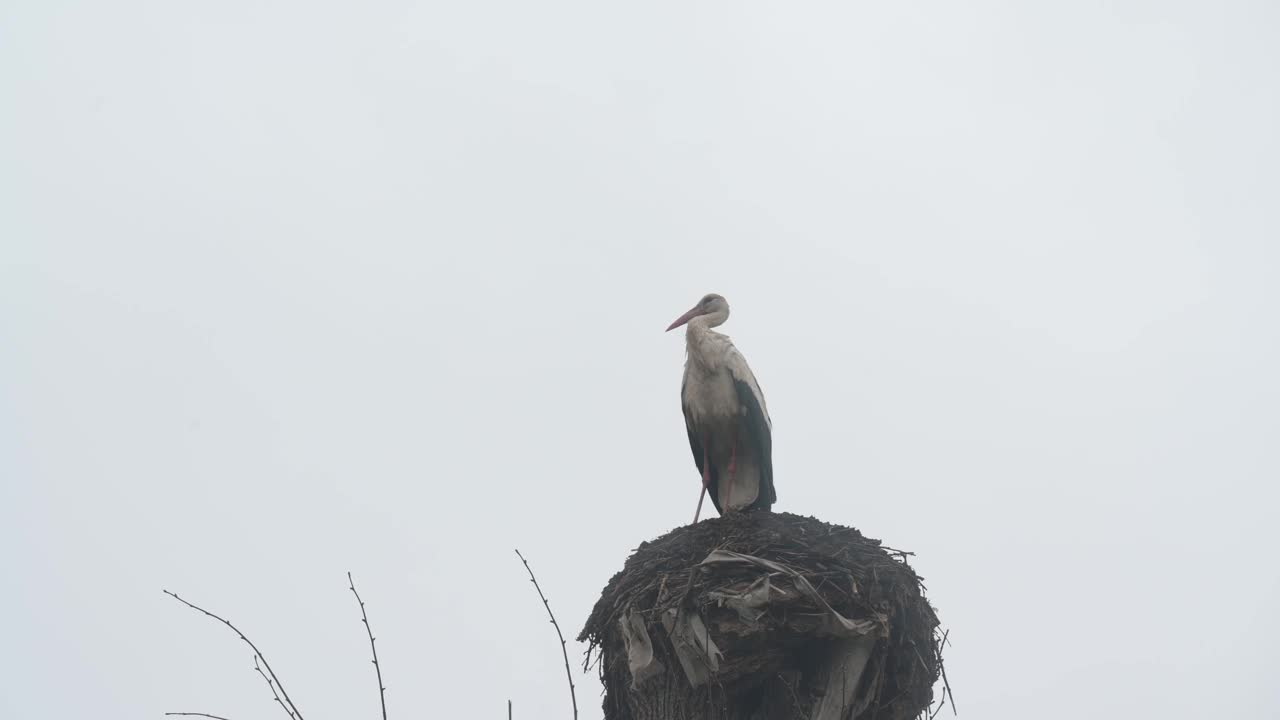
[734,377,774,509]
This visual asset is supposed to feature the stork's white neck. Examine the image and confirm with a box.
[684,314,731,371]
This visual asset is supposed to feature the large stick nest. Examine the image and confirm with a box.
[579,512,946,720]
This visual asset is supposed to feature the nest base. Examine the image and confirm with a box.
[579,512,942,720]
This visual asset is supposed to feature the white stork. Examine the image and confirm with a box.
[666,293,774,523]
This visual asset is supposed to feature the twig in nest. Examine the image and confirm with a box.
[927,687,947,720]
[348,572,389,720]
[841,659,848,720]
[938,630,956,716]
[514,549,578,720]
[926,629,956,719]
[165,714,233,720]
[777,673,810,720]
[162,589,305,720]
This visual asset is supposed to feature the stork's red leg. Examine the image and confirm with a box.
[693,433,710,523]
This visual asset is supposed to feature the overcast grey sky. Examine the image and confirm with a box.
[3,1,1278,718]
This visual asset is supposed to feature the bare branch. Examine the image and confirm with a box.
[165,714,233,720]
[347,571,389,720]
[254,654,297,720]
[162,589,305,720]
[514,549,578,720]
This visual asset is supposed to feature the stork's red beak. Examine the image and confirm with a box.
[666,305,702,332]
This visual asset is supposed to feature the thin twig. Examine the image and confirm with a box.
[514,549,578,720]
[940,649,956,716]
[165,714,233,720]
[928,685,948,720]
[933,628,955,716]
[841,659,847,720]
[777,673,810,720]
[163,590,305,720]
[911,644,931,674]
[348,572,389,720]
[254,654,296,720]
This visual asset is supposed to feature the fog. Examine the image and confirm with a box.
[3,1,1277,718]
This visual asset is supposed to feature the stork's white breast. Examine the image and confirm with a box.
[682,365,742,423]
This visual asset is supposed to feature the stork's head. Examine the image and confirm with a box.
[666,293,730,331]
